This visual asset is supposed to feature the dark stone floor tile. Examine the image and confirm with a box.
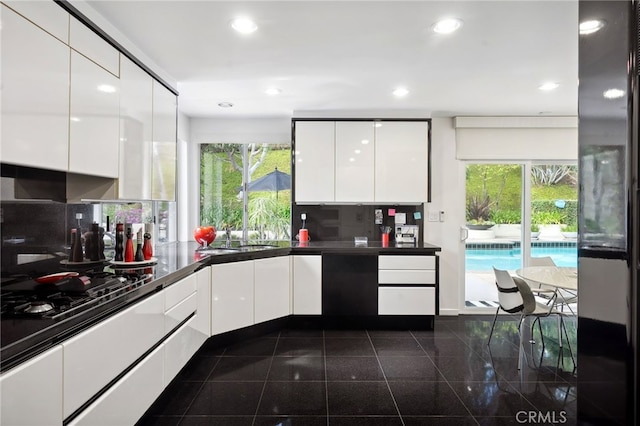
[176,355,221,381]
[512,382,577,417]
[208,356,272,381]
[402,416,478,426]
[178,416,254,425]
[224,338,278,356]
[145,381,202,416]
[135,415,181,426]
[328,416,403,425]
[258,381,327,416]
[275,337,324,357]
[327,382,397,416]
[197,340,227,356]
[268,356,325,381]
[324,337,375,356]
[325,356,385,381]
[279,329,325,338]
[324,329,369,338]
[447,380,536,417]
[430,355,498,382]
[388,381,469,416]
[370,337,425,356]
[253,416,328,426]
[475,417,522,425]
[378,356,444,381]
[367,330,414,338]
[416,336,472,356]
[186,382,264,415]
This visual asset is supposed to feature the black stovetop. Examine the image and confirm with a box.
[0,266,157,371]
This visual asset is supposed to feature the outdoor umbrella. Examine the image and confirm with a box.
[241,167,291,198]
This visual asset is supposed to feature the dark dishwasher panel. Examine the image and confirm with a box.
[322,253,377,315]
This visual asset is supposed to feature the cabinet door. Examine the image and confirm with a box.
[0,346,63,426]
[151,80,177,200]
[293,255,322,314]
[335,121,375,202]
[294,121,335,203]
[164,316,205,386]
[378,287,435,315]
[69,17,119,77]
[374,122,428,203]
[194,266,212,336]
[68,345,164,426]
[0,5,70,172]
[211,260,255,335]
[2,0,69,43]
[119,56,153,200]
[254,256,291,323]
[69,50,120,178]
[63,291,164,418]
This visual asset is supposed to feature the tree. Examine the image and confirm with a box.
[531,165,577,186]
[223,143,269,183]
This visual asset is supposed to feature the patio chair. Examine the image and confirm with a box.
[488,267,571,370]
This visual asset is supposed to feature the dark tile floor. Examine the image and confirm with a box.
[137,315,578,426]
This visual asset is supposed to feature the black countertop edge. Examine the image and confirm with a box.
[0,241,441,371]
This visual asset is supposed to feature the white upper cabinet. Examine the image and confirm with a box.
[374,121,428,203]
[2,0,69,43]
[69,16,120,77]
[119,56,153,200]
[151,80,177,201]
[335,121,375,202]
[294,121,336,203]
[0,5,70,172]
[69,50,120,178]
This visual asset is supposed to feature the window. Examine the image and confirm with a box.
[200,142,291,241]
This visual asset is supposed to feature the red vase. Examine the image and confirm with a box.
[124,228,134,262]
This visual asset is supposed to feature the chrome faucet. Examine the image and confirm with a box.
[225,228,232,248]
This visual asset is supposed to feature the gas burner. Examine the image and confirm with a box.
[24,301,54,314]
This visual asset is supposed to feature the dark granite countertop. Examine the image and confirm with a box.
[1,240,441,371]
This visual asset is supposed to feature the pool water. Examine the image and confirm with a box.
[466,246,577,271]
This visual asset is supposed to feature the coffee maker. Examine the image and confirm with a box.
[395,224,419,245]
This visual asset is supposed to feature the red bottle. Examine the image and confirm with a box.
[142,224,153,260]
[124,227,135,262]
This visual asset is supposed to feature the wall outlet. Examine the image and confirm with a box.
[301,213,307,220]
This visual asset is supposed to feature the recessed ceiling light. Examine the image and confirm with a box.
[265,87,282,96]
[231,18,258,34]
[97,84,116,93]
[432,18,463,34]
[603,88,625,99]
[539,82,559,91]
[579,19,604,35]
[218,102,234,108]
[393,87,409,97]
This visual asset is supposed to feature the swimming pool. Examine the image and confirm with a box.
[466,246,577,271]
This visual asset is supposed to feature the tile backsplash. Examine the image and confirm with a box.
[291,204,424,242]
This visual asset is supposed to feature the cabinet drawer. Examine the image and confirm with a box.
[164,316,206,386]
[165,292,197,333]
[164,274,197,312]
[379,269,435,284]
[379,255,435,270]
[63,291,164,418]
[68,344,164,426]
[378,287,435,315]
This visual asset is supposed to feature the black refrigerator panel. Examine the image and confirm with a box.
[577,1,636,425]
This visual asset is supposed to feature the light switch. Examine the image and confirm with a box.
[428,211,439,222]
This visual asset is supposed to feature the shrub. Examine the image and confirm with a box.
[490,210,521,224]
[532,210,566,225]
[466,194,493,222]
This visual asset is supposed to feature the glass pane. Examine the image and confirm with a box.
[247,144,291,241]
[465,164,522,307]
[530,164,578,266]
[200,143,244,240]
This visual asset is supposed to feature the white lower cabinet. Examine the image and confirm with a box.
[0,345,63,426]
[293,255,322,314]
[68,344,164,426]
[63,291,164,418]
[164,316,205,386]
[254,256,291,323]
[378,287,436,315]
[211,260,255,335]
